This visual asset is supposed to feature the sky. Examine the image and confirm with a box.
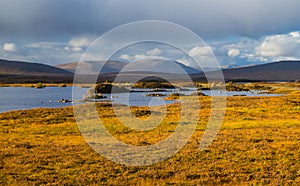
[1,0,300,67]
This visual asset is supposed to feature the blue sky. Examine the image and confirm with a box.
[1,0,300,67]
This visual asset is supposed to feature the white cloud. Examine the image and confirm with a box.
[3,43,17,52]
[186,46,217,67]
[119,54,131,61]
[4,31,300,66]
[255,31,300,57]
[227,48,240,57]
[21,41,84,64]
[26,42,64,50]
[118,53,167,62]
[64,46,82,53]
[189,46,213,58]
[65,35,97,53]
[289,31,300,38]
[133,54,148,61]
[133,54,167,61]
[214,32,300,64]
[146,48,162,56]
[68,35,96,47]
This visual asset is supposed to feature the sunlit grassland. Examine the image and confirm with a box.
[0,83,300,185]
[0,83,74,87]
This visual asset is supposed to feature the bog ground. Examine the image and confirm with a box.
[0,83,300,185]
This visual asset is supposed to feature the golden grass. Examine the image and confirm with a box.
[0,83,75,88]
[0,83,300,185]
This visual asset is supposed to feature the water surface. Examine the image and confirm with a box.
[0,86,281,113]
[0,86,87,113]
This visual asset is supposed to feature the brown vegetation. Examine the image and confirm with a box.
[0,83,299,185]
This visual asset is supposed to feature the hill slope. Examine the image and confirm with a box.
[222,61,300,81]
[1,59,299,82]
[56,61,127,74]
[57,59,202,75]
[124,59,202,74]
[193,61,300,81]
[0,59,73,75]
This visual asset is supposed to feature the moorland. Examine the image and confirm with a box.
[0,82,299,185]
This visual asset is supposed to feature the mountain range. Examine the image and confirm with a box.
[223,61,300,81]
[197,61,300,81]
[0,58,299,83]
[56,60,127,74]
[0,59,73,83]
[0,59,72,75]
[56,59,202,74]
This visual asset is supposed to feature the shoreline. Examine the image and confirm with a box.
[0,100,116,115]
[0,93,287,115]
[0,82,298,114]
[0,83,78,88]
[1,93,299,185]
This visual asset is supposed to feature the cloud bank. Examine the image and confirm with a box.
[0,0,300,40]
[1,1,300,66]
[256,32,300,58]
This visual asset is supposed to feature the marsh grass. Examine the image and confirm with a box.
[0,83,74,88]
[0,83,300,185]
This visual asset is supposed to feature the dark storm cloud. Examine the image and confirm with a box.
[0,0,104,40]
[1,0,300,40]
